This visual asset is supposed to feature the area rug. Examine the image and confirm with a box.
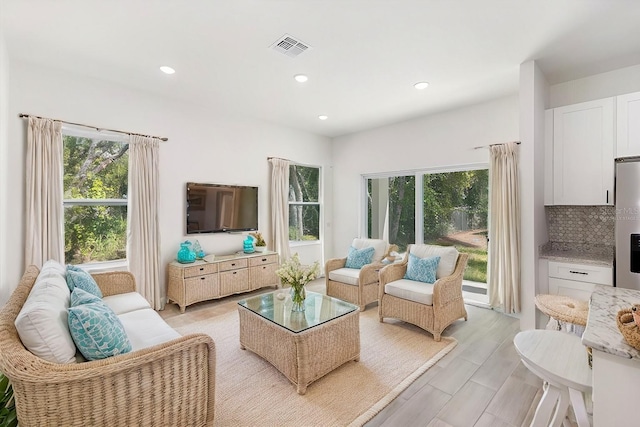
[174,307,456,427]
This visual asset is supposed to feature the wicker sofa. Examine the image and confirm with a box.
[0,265,216,427]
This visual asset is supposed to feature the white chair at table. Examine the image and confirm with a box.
[325,238,389,311]
[514,330,592,427]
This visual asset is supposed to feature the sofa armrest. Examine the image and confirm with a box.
[92,271,137,296]
[325,257,347,276]
[2,333,216,426]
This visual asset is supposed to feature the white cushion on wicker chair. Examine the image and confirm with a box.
[384,279,435,305]
[352,238,388,263]
[103,292,152,315]
[328,268,361,286]
[118,308,181,351]
[410,245,459,279]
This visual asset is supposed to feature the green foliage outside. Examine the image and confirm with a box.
[0,373,17,427]
[63,136,129,264]
[369,169,488,282]
[289,165,320,241]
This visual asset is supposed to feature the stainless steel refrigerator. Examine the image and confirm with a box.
[616,157,640,290]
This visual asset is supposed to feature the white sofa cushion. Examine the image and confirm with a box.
[103,292,152,315]
[410,245,459,279]
[352,238,389,263]
[328,268,361,286]
[15,260,77,364]
[118,308,181,352]
[384,279,434,306]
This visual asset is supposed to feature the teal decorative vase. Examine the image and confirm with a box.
[243,236,255,254]
[177,241,196,263]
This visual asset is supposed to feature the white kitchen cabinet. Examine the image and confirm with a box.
[552,97,614,205]
[548,261,612,301]
[616,90,640,158]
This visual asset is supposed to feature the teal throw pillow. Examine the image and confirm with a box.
[70,287,102,307]
[68,301,132,360]
[404,254,440,284]
[66,268,103,298]
[345,246,375,269]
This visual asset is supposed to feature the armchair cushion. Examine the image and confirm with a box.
[328,268,361,286]
[410,245,459,279]
[404,254,440,284]
[352,238,389,263]
[103,292,152,315]
[345,246,375,269]
[384,279,435,305]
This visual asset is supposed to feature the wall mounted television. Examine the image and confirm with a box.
[186,182,258,234]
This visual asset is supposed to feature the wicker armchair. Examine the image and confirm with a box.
[0,266,216,427]
[378,244,469,341]
[325,238,389,310]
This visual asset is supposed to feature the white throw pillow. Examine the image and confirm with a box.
[15,260,77,364]
[410,245,459,279]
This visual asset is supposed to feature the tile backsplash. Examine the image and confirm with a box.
[545,205,615,246]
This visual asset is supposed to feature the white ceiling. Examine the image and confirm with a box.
[3,0,640,137]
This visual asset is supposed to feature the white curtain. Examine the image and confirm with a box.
[25,117,64,268]
[488,142,521,314]
[269,158,291,260]
[127,135,163,309]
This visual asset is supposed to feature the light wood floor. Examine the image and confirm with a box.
[159,279,543,427]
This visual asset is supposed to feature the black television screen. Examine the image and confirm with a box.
[186,182,258,234]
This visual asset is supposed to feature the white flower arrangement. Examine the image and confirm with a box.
[275,253,320,291]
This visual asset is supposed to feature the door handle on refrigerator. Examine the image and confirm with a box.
[606,190,609,204]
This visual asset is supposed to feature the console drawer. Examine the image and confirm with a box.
[183,263,217,278]
[218,258,248,272]
[249,254,278,267]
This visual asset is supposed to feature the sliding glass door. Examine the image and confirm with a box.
[365,167,488,283]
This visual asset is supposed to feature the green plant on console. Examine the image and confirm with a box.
[0,372,17,427]
[250,232,266,247]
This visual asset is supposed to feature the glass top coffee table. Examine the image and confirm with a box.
[238,290,360,394]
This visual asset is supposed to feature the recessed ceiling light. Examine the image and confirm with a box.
[318,115,328,120]
[294,74,308,83]
[160,66,176,75]
[414,81,429,90]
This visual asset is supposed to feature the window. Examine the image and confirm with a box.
[366,167,488,282]
[288,164,321,242]
[63,129,129,265]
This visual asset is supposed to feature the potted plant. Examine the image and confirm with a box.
[0,372,17,427]
[250,232,267,252]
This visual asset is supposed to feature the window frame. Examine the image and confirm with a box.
[62,125,130,269]
[288,162,322,246]
[361,162,488,243]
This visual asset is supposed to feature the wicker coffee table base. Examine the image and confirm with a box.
[238,305,360,394]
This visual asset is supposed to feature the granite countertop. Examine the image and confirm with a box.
[582,285,640,359]
[539,241,614,267]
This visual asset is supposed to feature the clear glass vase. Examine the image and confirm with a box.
[290,285,306,312]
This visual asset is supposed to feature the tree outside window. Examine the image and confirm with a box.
[288,165,320,241]
[63,132,129,264]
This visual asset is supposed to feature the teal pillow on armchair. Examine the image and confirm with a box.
[345,246,375,269]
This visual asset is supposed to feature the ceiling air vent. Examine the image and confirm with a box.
[270,34,311,58]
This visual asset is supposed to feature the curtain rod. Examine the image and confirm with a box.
[473,141,521,150]
[19,113,168,142]
[267,156,290,161]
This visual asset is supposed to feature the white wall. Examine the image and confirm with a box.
[330,95,519,257]
[519,60,549,330]
[3,60,332,304]
[550,63,640,108]
[0,29,10,304]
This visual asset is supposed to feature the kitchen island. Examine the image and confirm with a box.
[582,285,640,426]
